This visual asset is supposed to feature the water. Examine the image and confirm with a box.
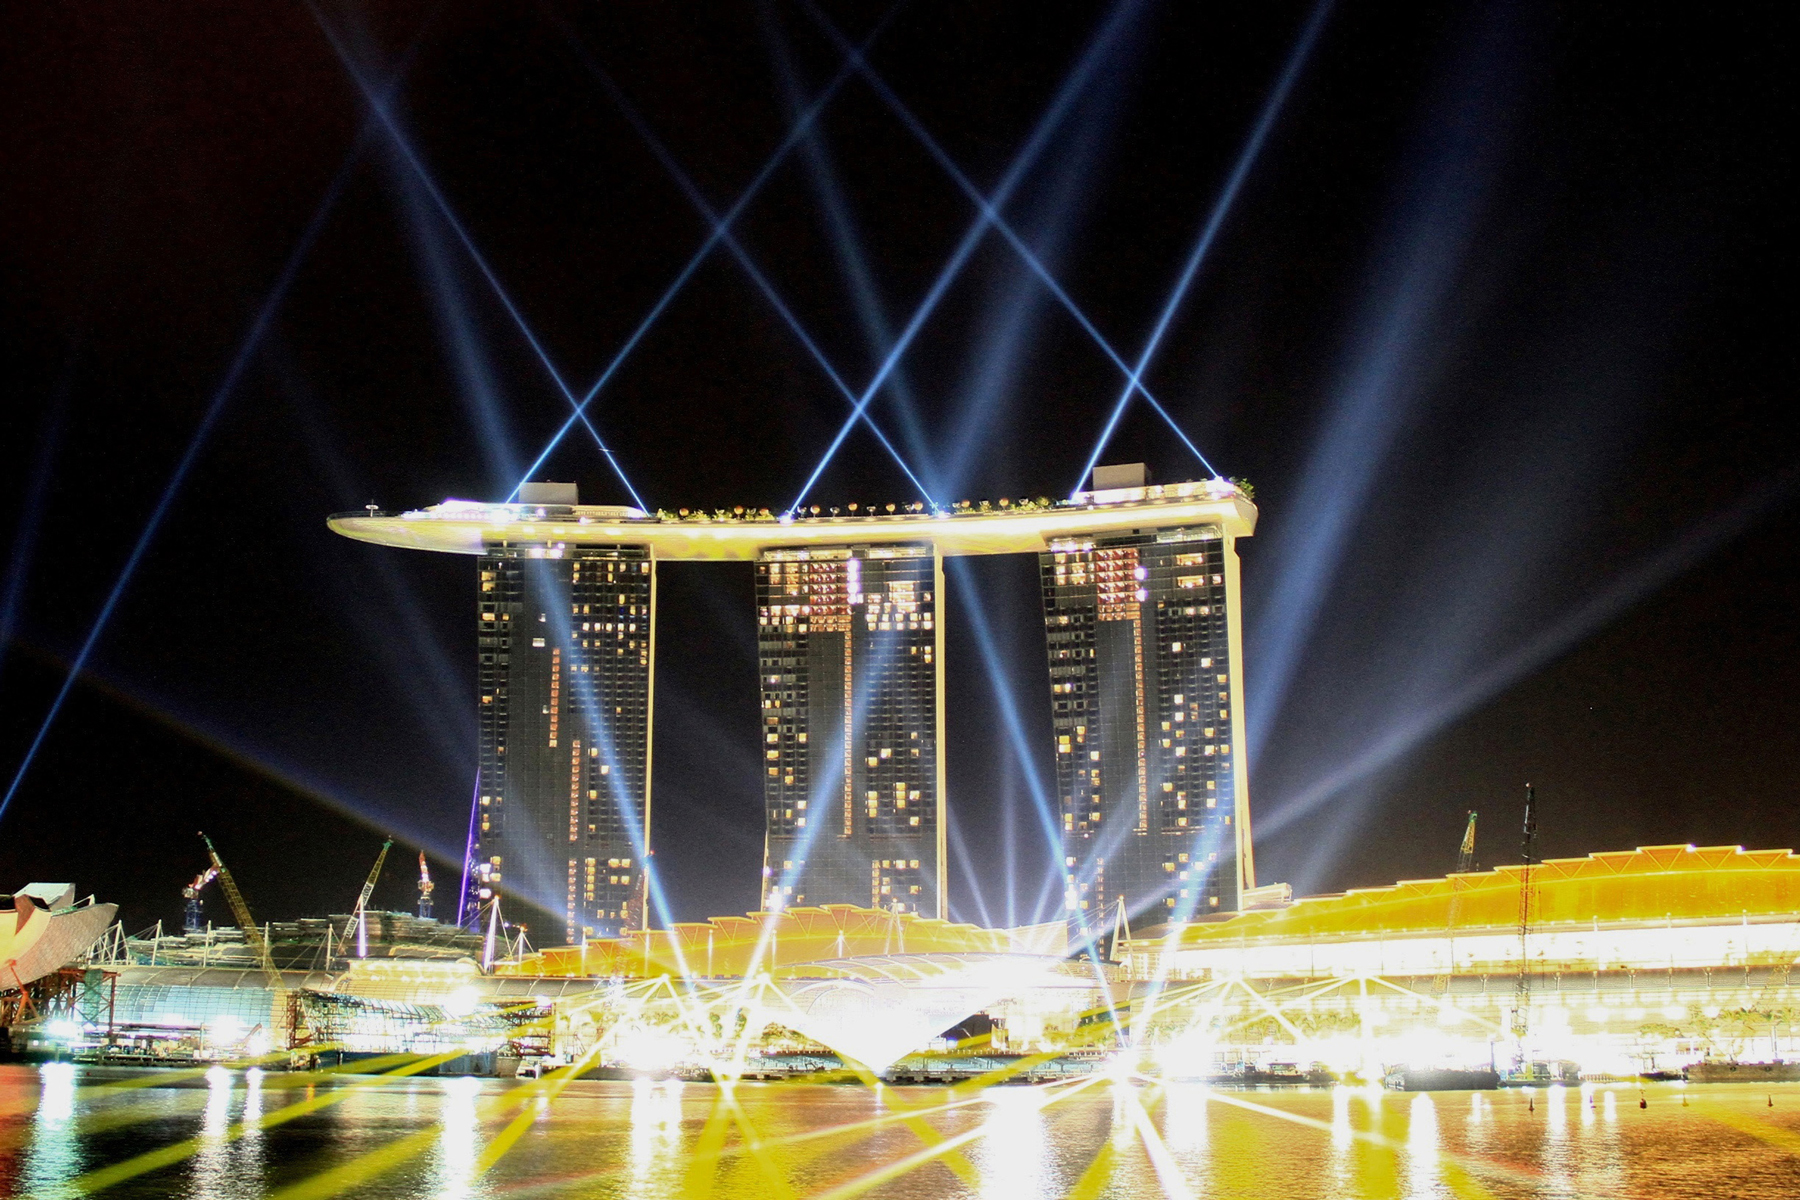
[3,1064,1798,1198]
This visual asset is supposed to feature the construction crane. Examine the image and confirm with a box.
[416,852,434,920]
[1511,784,1539,1050]
[182,866,219,935]
[336,839,393,959]
[1431,811,1479,997]
[199,832,281,990]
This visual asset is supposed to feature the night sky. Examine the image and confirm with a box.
[1,2,1793,939]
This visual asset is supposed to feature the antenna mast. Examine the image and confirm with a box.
[1511,785,1538,1050]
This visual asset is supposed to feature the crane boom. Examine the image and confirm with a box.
[336,839,393,957]
[1457,811,1478,875]
[1430,810,1480,997]
[199,833,280,989]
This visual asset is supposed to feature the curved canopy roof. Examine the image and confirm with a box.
[499,903,1067,980]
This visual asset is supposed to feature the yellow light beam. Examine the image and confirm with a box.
[68,1049,464,1196]
[67,1042,370,1097]
[1691,1099,1800,1156]
[1118,1081,1195,1200]
[835,1061,981,1187]
[466,1075,1099,1200]
[716,1083,804,1200]
[263,1048,604,1200]
[809,1073,1108,1200]
[1197,1086,1548,1198]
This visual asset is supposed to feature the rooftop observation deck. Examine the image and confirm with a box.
[328,478,1258,561]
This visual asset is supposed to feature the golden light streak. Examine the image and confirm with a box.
[261,1046,606,1200]
[68,1050,464,1196]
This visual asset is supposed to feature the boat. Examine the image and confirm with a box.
[1686,1060,1800,1083]
[1384,1066,1500,1091]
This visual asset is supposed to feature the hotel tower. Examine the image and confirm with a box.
[756,545,945,917]
[1038,464,1254,939]
[330,466,1256,942]
[471,484,654,942]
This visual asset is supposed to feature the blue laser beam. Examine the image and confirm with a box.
[307,2,646,509]
[387,169,526,487]
[457,768,480,927]
[942,807,995,928]
[561,39,938,506]
[0,383,67,676]
[0,121,381,825]
[944,558,1062,861]
[763,15,946,495]
[274,346,477,767]
[513,4,910,500]
[1076,0,1334,493]
[15,648,457,862]
[790,0,1149,516]
[800,0,1218,479]
[1247,0,1519,759]
[1258,464,1800,846]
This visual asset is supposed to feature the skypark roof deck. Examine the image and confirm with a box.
[329,477,1257,560]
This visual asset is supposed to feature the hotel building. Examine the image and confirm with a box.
[757,545,944,917]
[330,469,1256,938]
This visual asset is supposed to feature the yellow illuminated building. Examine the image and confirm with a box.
[496,903,1066,980]
[1136,844,1800,978]
[1109,845,1800,1080]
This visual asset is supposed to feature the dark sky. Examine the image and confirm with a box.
[1,1,1793,937]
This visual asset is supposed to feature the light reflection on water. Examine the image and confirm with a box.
[431,1075,484,1200]
[19,1061,81,1200]
[629,1077,684,1195]
[971,1084,1052,1200]
[4,1066,1800,1198]
[190,1065,235,1200]
[1403,1092,1438,1198]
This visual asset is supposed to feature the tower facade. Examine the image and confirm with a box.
[473,542,655,941]
[1040,519,1249,933]
[757,544,945,916]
